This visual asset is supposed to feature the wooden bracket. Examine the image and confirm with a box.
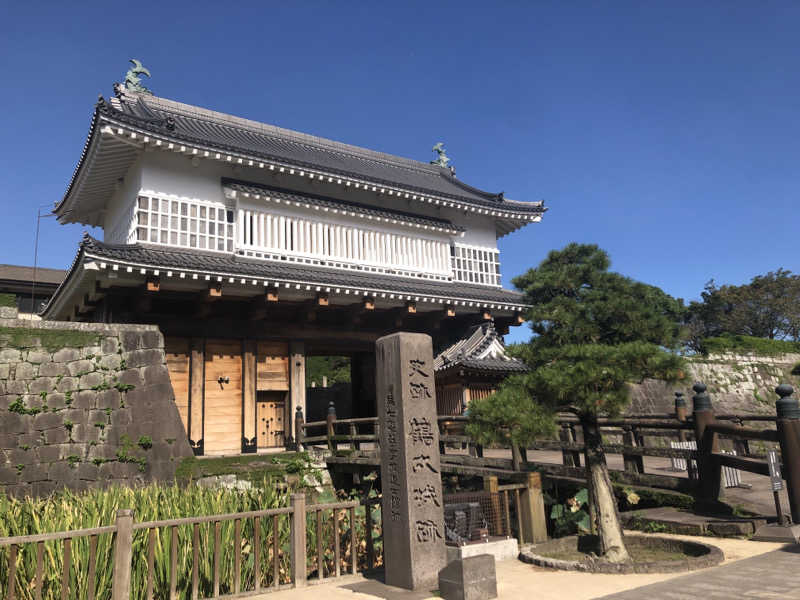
[363,297,375,311]
[406,301,417,314]
[207,282,223,300]
[145,276,160,293]
[316,292,329,307]
[480,308,492,321]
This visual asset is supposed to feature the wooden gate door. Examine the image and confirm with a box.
[257,392,286,448]
[204,340,243,455]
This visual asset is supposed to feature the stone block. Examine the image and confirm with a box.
[438,555,497,600]
[5,380,27,394]
[0,394,10,410]
[0,364,9,379]
[101,336,119,355]
[124,349,162,369]
[29,377,57,395]
[96,389,122,410]
[116,369,144,388]
[13,362,36,380]
[6,448,37,465]
[48,461,78,482]
[44,428,69,445]
[36,445,62,463]
[17,432,39,447]
[0,306,18,319]
[47,392,66,410]
[57,377,78,393]
[98,354,121,371]
[0,433,17,449]
[32,481,57,497]
[68,360,95,377]
[142,365,171,385]
[52,347,80,363]
[3,413,26,434]
[33,412,63,431]
[0,466,19,485]
[72,390,95,409]
[0,349,21,362]
[88,445,117,461]
[79,372,106,390]
[121,331,142,352]
[76,462,99,480]
[140,330,162,350]
[26,350,51,365]
[21,464,48,482]
[111,409,132,428]
[80,346,102,359]
[38,362,69,377]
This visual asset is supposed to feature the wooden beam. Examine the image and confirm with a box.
[514,312,525,325]
[480,309,491,321]
[146,276,160,293]
[316,292,329,306]
[405,301,417,314]
[266,290,279,303]
[363,297,375,311]
[445,305,456,318]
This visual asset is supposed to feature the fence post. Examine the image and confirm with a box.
[483,475,504,534]
[511,444,523,471]
[520,472,548,543]
[295,406,305,451]
[326,401,337,452]
[559,423,577,467]
[112,509,134,600]
[693,383,722,503]
[675,391,689,442]
[350,422,359,450]
[775,384,800,524]
[290,493,307,587]
[622,426,643,474]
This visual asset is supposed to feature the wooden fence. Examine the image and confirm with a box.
[0,496,379,600]
[298,384,800,523]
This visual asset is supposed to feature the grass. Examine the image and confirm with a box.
[0,294,16,308]
[700,334,800,357]
[174,452,310,482]
[0,479,382,599]
[0,326,102,352]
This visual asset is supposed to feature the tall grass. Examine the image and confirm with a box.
[0,480,291,599]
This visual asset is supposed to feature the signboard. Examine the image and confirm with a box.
[767,450,783,492]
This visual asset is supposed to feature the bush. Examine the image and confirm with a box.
[699,334,800,356]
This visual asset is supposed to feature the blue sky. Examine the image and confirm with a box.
[1,2,798,343]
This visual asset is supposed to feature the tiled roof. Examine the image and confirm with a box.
[56,236,526,308]
[434,321,528,374]
[222,179,464,233]
[82,91,545,215]
[0,265,66,286]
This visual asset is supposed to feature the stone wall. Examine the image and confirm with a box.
[0,306,192,497]
[629,352,800,416]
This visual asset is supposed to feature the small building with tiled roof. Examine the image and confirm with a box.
[0,264,65,319]
[434,321,528,415]
[43,69,542,455]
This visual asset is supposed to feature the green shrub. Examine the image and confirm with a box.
[0,293,16,308]
[699,334,800,356]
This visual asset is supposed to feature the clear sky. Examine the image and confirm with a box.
[1,2,798,343]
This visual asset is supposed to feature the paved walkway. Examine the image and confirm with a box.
[597,545,800,599]
[253,535,791,600]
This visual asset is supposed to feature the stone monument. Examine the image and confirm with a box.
[376,332,447,590]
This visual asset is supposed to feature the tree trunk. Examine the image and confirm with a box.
[581,415,630,563]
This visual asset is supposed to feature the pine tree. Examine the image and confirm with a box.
[468,243,686,562]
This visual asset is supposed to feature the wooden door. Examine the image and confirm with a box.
[257,392,286,448]
[164,337,190,434]
[204,340,243,455]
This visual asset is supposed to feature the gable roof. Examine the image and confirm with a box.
[434,321,528,375]
[55,87,546,234]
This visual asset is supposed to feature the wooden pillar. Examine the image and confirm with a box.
[675,391,689,442]
[483,475,503,535]
[520,472,548,543]
[289,342,306,447]
[243,341,257,453]
[189,338,204,455]
[290,493,307,587]
[112,509,134,600]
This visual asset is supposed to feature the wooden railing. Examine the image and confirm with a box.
[300,384,800,523]
[0,496,376,600]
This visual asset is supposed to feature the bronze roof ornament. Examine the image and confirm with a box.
[430,142,451,168]
[124,59,152,94]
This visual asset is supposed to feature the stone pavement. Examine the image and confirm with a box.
[596,545,800,599]
[250,535,790,600]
